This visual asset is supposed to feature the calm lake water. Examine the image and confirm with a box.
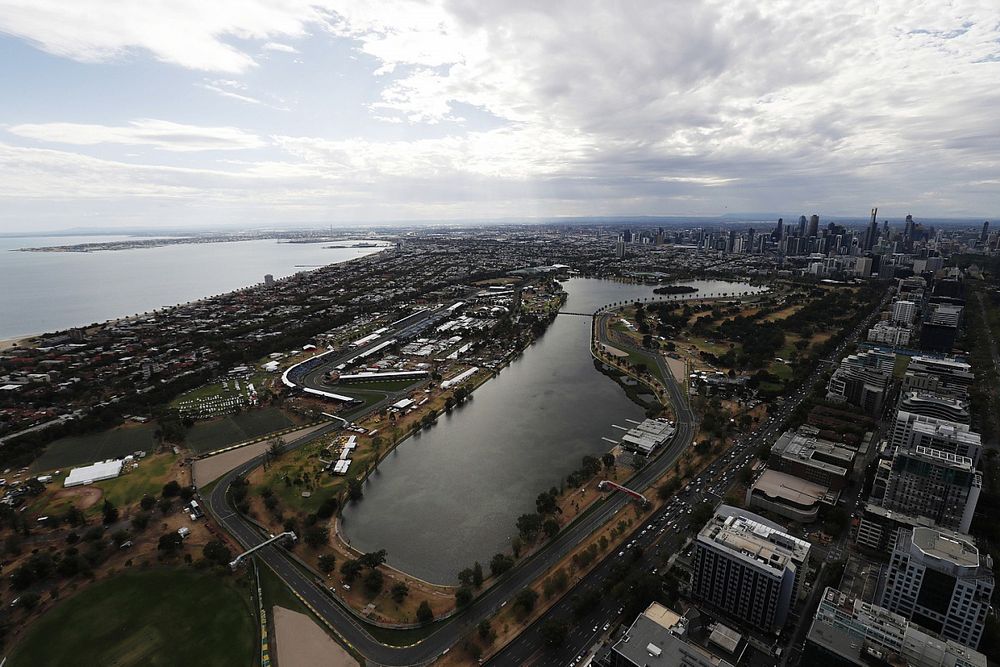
[0,236,385,339]
[341,277,764,584]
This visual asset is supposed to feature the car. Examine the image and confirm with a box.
[618,550,624,557]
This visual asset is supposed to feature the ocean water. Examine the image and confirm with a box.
[0,235,385,339]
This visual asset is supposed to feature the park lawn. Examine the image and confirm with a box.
[254,434,376,515]
[893,354,911,378]
[185,407,300,453]
[8,569,256,667]
[31,423,158,473]
[768,360,794,382]
[93,452,179,509]
[169,373,267,408]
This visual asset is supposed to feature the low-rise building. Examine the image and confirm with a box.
[769,429,856,490]
[805,586,987,667]
[745,469,834,523]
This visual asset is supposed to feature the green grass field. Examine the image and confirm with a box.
[8,569,256,667]
[94,453,178,508]
[169,373,268,408]
[185,407,299,453]
[31,423,158,473]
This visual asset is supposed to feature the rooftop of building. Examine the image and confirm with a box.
[611,603,737,667]
[699,506,810,573]
[772,430,855,475]
[910,527,980,568]
[750,469,831,508]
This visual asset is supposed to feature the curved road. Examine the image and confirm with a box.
[202,309,697,666]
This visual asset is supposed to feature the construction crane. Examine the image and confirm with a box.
[229,532,296,570]
[598,480,650,508]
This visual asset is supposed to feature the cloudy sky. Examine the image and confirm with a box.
[1,1,998,232]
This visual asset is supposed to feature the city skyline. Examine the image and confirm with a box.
[1,1,999,232]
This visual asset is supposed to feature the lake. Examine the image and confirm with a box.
[340,277,764,584]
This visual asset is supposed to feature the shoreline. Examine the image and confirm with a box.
[0,243,390,345]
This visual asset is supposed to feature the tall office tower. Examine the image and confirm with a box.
[773,217,784,241]
[798,215,807,237]
[879,527,994,649]
[264,273,274,286]
[981,221,989,244]
[826,349,895,415]
[880,446,981,533]
[622,229,632,243]
[865,207,879,251]
[726,229,736,253]
[898,391,971,425]
[690,506,810,633]
[807,214,819,237]
[746,227,755,253]
[615,238,626,259]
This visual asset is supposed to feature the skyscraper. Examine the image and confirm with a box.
[773,217,784,242]
[865,207,879,251]
[807,214,819,237]
[980,221,989,244]
[798,215,807,237]
[879,527,993,649]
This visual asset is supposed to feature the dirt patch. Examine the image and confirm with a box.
[50,486,103,510]
[272,606,357,667]
[192,424,325,488]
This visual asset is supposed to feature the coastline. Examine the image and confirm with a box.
[1,243,390,344]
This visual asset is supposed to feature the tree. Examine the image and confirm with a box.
[543,518,560,538]
[416,600,434,625]
[657,477,681,500]
[203,539,232,567]
[304,525,328,549]
[472,561,484,587]
[347,478,364,502]
[602,452,615,470]
[512,588,538,616]
[690,501,715,527]
[359,549,387,570]
[516,513,543,539]
[478,619,493,643]
[179,486,195,502]
[458,567,475,588]
[161,480,181,497]
[455,586,473,607]
[157,532,183,555]
[490,553,514,577]
[111,529,131,548]
[139,495,156,511]
[131,512,150,532]
[318,554,337,574]
[391,581,409,603]
[340,559,363,583]
[540,619,569,648]
[158,497,174,515]
[535,491,557,515]
[267,436,284,461]
[316,496,338,520]
[364,568,384,595]
[101,500,119,525]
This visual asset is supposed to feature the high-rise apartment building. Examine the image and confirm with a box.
[691,506,810,633]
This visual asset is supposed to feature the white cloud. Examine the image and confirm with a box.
[7,119,267,152]
[263,41,299,53]
[1,0,1000,226]
[0,0,329,72]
